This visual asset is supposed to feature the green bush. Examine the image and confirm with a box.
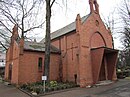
[117,70,130,79]
[49,81,57,87]
[33,87,42,94]
[20,81,79,94]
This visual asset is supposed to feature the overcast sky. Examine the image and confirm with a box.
[51,0,121,31]
[36,0,123,49]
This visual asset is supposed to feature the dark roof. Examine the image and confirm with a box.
[27,14,90,53]
[24,41,60,53]
[40,14,90,42]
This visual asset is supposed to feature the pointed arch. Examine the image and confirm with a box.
[90,32,106,48]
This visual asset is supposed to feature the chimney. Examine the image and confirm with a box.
[10,24,19,60]
[11,24,19,44]
[76,14,81,33]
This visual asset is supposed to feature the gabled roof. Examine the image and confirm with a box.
[26,14,91,53]
[24,41,60,53]
[40,14,90,42]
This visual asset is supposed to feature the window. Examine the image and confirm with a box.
[95,20,99,26]
[38,57,42,71]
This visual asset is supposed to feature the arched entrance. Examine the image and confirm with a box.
[90,32,118,83]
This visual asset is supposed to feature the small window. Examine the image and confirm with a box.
[38,57,42,71]
[95,20,99,26]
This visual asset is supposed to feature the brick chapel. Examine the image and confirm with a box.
[5,0,118,87]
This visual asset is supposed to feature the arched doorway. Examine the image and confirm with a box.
[90,32,118,83]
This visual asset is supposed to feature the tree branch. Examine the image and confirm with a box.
[50,0,56,7]
[0,41,7,50]
[0,21,12,33]
[24,21,45,33]
[24,1,37,18]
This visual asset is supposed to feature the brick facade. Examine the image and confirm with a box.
[50,0,118,87]
[5,25,60,85]
[5,0,118,87]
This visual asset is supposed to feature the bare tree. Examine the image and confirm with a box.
[118,0,130,66]
[119,0,130,27]
[119,0,130,49]
[44,0,55,81]
[122,28,130,49]
[102,10,115,33]
[44,0,68,81]
[102,11,116,48]
[0,0,45,45]
[0,0,66,81]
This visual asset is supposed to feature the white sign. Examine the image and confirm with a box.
[42,76,47,80]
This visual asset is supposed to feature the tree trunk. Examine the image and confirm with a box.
[44,0,51,82]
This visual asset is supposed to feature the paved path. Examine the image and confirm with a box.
[0,82,30,97]
[96,82,130,97]
[42,79,130,97]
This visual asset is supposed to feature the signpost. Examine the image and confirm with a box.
[42,76,47,92]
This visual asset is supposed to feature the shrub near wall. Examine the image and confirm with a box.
[20,81,79,94]
[117,69,130,79]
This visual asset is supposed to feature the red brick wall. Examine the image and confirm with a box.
[91,48,104,83]
[51,12,114,87]
[90,32,106,48]
[18,51,60,84]
[78,13,113,86]
[5,41,20,84]
[11,41,19,84]
[4,48,10,80]
[5,41,60,85]
[51,32,80,83]
[5,12,116,87]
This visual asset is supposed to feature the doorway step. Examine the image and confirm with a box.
[96,80,113,86]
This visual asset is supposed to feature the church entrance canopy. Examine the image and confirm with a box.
[91,47,118,84]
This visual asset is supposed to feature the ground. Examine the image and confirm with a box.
[0,82,29,97]
[0,79,130,97]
